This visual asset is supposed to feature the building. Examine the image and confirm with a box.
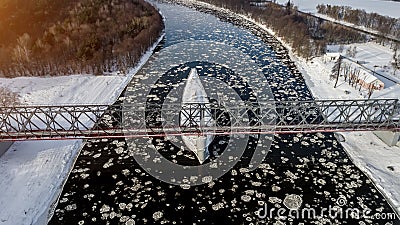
[325,52,341,61]
[325,53,385,91]
[374,131,400,147]
[349,70,385,91]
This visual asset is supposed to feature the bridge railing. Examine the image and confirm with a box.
[274,99,399,132]
[0,99,399,141]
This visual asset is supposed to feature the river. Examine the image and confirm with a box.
[49,1,399,224]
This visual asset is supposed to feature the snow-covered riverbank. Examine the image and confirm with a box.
[274,0,400,18]
[173,0,400,216]
[294,50,400,215]
[0,33,164,225]
[242,5,400,216]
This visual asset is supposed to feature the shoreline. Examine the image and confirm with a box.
[40,29,167,225]
[0,25,166,225]
[167,0,400,216]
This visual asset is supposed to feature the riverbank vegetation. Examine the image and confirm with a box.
[316,4,400,42]
[0,0,163,77]
[201,0,372,59]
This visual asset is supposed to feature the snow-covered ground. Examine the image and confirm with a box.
[273,17,400,215]
[274,0,400,18]
[298,43,400,99]
[0,75,124,225]
[290,32,400,216]
[0,33,164,225]
[0,75,126,105]
[0,140,83,225]
[0,74,132,225]
[329,43,400,82]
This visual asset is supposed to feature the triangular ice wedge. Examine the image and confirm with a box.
[181,68,214,164]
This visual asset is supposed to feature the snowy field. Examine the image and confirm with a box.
[0,74,127,225]
[0,34,163,225]
[275,0,400,18]
[0,74,134,224]
[297,42,400,100]
[296,47,400,211]
[332,42,400,82]
[0,75,126,105]
[292,36,400,215]
[0,140,83,225]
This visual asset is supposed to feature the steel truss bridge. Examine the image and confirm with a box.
[0,99,399,141]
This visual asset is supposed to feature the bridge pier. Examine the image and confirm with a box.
[374,131,400,147]
[0,142,13,157]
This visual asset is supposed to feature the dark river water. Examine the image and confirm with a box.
[49,1,399,224]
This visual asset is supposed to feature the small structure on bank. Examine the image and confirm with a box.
[349,70,385,91]
[327,53,385,91]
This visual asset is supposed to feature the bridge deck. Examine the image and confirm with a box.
[0,99,399,141]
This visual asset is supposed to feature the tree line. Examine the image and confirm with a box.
[201,0,367,60]
[316,4,400,41]
[0,0,164,77]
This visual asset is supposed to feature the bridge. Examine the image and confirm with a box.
[0,99,399,141]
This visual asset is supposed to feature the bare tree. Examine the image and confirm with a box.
[354,69,361,88]
[367,81,376,99]
[392,48,400,75]
[1,0,163,77]
[12,33,32,64]
[342,63,350,82]
[332,56,342,88]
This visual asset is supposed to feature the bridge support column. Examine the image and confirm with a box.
[374,131,400,147]
[0,142,13,157]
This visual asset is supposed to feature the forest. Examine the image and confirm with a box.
[0,0,164,77]
[201,0,375,59]
[317,4,400,40]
